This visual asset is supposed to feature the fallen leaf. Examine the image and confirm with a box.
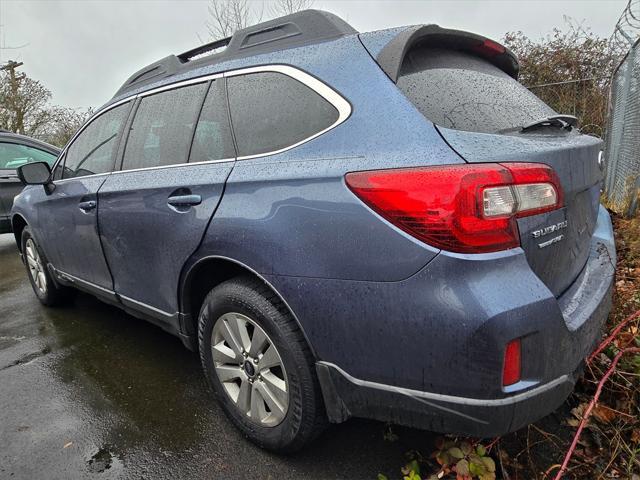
[592,404,617,423]
[631,429,640,444]
[566,417,580,427]
[617,331,636,348]
[571,403,587,420]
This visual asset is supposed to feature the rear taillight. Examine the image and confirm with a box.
[345,162,562,254]
[503,339,522,386]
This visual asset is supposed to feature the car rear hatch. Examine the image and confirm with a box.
[361,26,604,297]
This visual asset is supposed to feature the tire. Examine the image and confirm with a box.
[21,226,73,306]
[198,276,326,452]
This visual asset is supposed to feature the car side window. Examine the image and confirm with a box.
[227,71,339,157]
[121,83,207,171]
[0,142,58,170]
[63,102,130,179]
[189,80,235,163]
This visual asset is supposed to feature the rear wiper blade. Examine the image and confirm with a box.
[521,115,578,132]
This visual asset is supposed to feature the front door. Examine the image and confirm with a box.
[37,101,132,290]
[97,79,236,317]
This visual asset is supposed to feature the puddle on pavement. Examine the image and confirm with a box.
[87,446,122,474]
[48,293,221,452]
[0,234,233,458]
[0,345,51,371]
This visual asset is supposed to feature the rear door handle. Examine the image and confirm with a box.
[167,194,202,207]
[78,200,97,212]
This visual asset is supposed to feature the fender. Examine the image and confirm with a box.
[178,254,318,359]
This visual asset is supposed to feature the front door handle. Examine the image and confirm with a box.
[167,194,202,207]
[78,200,97,212]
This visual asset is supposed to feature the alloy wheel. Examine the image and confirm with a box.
[211,312,289,427]
[25,239,47,295]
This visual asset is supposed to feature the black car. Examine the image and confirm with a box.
[0,131,59,233]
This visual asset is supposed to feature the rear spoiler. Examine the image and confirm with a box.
[360,25,519,83]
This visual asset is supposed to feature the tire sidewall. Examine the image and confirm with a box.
[21,227,52,304]
[199,281,309,451]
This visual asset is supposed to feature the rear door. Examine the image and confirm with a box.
[0,140,58,231]
[395,46,603,296]
[97,78,236,318]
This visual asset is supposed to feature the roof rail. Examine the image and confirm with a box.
[113,9,357,99]
[177,37,232,62]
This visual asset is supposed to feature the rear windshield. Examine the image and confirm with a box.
[397,47,556,134]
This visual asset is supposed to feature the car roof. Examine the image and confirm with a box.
[0,131,61,156]
[113,9,357,100]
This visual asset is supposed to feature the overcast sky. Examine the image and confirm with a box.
[0,0,627,110]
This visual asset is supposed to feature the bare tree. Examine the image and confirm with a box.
[0,61,91,145]
[41,106,93,147]
[204,0,313,41]
[503,19,627,136]
[205,0,263,40]
[0,61,51,136]
[269,0,314,17]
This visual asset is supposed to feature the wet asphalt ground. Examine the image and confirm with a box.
[0,233,435,479]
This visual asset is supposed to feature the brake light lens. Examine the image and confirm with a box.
[345,162,562,254]
[473,39,506,57]
[503,339,522,386]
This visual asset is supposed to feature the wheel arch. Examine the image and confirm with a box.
[179,255,318,359]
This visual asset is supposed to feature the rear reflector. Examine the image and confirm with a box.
[503,339,522,386]
[345,162,562,254]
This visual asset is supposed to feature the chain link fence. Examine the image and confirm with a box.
[603,38,640,216]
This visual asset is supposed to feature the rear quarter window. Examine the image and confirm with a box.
[397,47,555,134]
[227,71,339,157]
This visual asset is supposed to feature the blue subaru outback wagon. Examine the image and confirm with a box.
[12,10,616,452]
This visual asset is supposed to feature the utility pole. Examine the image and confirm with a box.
[0,1,28,65]
[0,60,25,133]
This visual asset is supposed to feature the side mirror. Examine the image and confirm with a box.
[17,161,52,186]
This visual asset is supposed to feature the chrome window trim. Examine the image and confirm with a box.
[110,157,234,175]
[51,64,351,180]
[53,172,111,185]
[224,65,352,160]
[137,73,223,98]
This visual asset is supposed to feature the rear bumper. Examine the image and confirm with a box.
[317,362,580,437]
[307,206,615,436]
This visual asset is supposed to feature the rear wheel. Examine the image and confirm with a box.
[198,277,326,452]
[21,226,72,306]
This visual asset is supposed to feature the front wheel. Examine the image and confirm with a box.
[198,277,326,452]
[21,226,73,306]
